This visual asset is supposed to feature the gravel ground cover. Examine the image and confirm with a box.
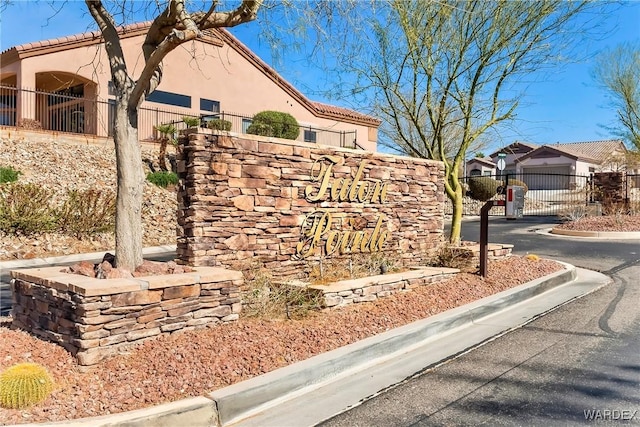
[0,136,631,424]
[0,138,176,261]
[0,256,562,424]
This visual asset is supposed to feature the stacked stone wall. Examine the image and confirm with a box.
[177,130,445,279]
[11,266,242,366]
[311,267,459,308]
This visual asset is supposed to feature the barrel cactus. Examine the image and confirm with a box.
[0,363,54,409]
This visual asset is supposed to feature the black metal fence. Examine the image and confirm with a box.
[0,85,196,141]
[0,85,360,149]
[446,173,640,217]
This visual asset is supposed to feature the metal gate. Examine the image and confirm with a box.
[445,173,593,217]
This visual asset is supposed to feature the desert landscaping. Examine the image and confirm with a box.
[1,136,638,424]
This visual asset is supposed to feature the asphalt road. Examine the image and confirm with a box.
[320,216,640,427]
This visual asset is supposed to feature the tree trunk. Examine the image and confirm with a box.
[446,172,464,246]
[113,96,144,271]
[159,138,168,171]
[448,183,463,246]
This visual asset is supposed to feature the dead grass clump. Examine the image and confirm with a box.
[430,243,477,273]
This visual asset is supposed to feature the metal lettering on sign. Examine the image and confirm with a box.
[296,157,391,259]
[304,156,388,203]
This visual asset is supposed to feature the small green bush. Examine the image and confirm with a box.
[467,176,502,202]
[56,189,116,237]
[147,171,178,188]
[0,183,57,234]
[207,119,232,131]
[246,122,273,137]
[182,116,200,127]
[0,166,21,184]
[246,110,300,140]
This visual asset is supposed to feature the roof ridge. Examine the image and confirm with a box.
[544,139,623,145]
[6,21,151,55]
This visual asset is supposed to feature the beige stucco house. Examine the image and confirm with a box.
[466,140,627,189]
[466,157,496,176]
[0,22,380,150]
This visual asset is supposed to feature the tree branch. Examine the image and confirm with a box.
[85,0,132,93]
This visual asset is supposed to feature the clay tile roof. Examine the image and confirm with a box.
[489,141,538,158]
[467,157,496,167]
[10,30,101,53]
[548,140,626,163]
[311,101,381,126]
[2,22,151,57]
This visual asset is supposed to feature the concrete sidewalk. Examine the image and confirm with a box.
[19,263,610,427]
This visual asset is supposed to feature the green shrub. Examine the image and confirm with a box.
[207,119,232,131]
[246,110,300,140]
[182,116,200,127]
[56,189,116,237]
[147,171,178,188]
[0,363,54,409]
[0,166,21,184]
[467,176,502,202]
[246,122,273,137]
[155,123,177,139]
[0,183,57,234]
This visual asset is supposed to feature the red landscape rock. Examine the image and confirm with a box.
[1,256,562,425]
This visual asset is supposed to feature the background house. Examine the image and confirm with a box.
[467,141,537,177]
[466,140,627,189]
[466,157,496,176]
[0,23,380,150]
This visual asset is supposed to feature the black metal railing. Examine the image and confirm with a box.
[446,173,595,217]
[446,172,640,217]
[0,85,360,149]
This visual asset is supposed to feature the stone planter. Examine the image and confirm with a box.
[288,266,460,308]
[10,266,243,366]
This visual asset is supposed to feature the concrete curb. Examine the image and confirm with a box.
[21,397,217,427]
[548,228,640,239]
[13,262,588,427]
[210,263,576,426]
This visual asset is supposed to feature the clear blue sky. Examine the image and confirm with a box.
[1,1,639,154]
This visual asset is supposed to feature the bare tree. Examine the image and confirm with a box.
[84,0,262,270]
[593,42,640,150]
[288,0,605,244]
